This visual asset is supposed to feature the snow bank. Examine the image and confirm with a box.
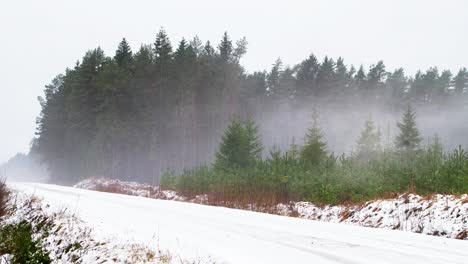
[277,193,468,240]
[0,191,174,263]
[74,177,208,203]
[74,178,467,240]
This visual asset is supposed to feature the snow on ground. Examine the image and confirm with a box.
[10,182,468,264]
[277,193,468,240]
[74,177,206,203]
[0,190,186,263]
[74,178,468,240]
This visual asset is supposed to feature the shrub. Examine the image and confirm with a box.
[0,220,51,264]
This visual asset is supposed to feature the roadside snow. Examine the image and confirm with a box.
[10,182,468,264]
[74,178,184,201]
[1,191,182,263]
[278,193,468,240]
[74,178,468,240]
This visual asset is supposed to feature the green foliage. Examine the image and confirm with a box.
[395,104,422,152]
[160,171,176,190]
[215,119,263,170]
[0,220,51,264]
[301,112,327,166]
[166,118,468,205]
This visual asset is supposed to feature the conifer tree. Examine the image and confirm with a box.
[355,115,381,161]
[244,120,264,162]
[218,32,233,63]
[215,119,263,170]
[367,61,386,91]
[454,68,467,95]
[267,58,282,96]
[395,104,422,152]
[295,54,319,97]
[154,28,173,62]
[301,111,327,166]
[354,65,367,92]
[114,38,133,68]
[316,56,336,96]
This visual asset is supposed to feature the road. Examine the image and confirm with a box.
[10,183,468,264]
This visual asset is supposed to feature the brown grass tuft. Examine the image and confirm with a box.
[455,230,467,240]
[94,184,127,195]
[460,196,468,205]
[380,192,400,200]
[339,208,355,222]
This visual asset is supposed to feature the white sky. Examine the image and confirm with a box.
[1,0,467,163]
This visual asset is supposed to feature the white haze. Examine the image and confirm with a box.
[1,0,468,164]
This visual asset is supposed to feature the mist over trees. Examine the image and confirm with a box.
[0,153,48,182]
[34,29,468,184]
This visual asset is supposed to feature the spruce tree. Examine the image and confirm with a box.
[218,32,233,63]
[316,56,336,96]
[154,28,173,65]
[295,54,319,97]
[355,115,381,161]
[244,120,263,161]
[301,111,327,166]
[395,104,422,152]
[114,38,133,68]
[215,119,263,170]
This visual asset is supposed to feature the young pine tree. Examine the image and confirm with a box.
[301,112,327,166]
[215,119,263,170]
[395,104,422,152]
[355,115,381,161]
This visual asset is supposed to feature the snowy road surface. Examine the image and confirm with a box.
[11,183,468,264]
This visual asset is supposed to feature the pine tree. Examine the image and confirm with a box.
[354,65,367,92]
[454,68,467,95]
[355,115,381,161]
[335,57,348,96]
[218,32,233,63]
[114,38,133,68]
[154,28,173,66]
[386,68,407,105]
[434,70,452,103]
[244,120,264,161]
[295,54,319,97]
[395,104,422,152]
[316,56,336,96]
[267,58,282,96]
[367,61,386,90]
[215,119,263,170]
[301,111,327,166]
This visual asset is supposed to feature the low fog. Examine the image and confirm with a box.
[0,152,49,183]
[256,100,468,155]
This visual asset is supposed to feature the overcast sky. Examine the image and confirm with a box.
[0,0,467,163]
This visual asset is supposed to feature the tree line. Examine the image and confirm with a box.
[34,29,468,184]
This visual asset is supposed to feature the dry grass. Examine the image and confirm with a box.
[339,208,355,222]
[455,230,467,240]
[94,184,127,195]
[460,196,468,205]
[157,249,173,263]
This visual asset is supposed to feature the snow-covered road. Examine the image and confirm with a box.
[11,183,468,264]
